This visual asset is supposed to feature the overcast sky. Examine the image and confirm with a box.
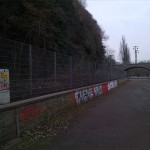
[86,0,150,63]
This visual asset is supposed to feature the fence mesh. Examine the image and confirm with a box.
[0,37,124,102]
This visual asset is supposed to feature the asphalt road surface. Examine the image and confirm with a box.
[55,79,150,150]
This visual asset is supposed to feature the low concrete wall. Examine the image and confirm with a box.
[0,79,126,145]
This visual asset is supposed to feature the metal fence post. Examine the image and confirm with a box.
[100,64,102,83]
[29,45,32,95]
[16,114,20,137]
[54,52,57,91]
[95,63,97,84]
[70,56,72,89]
[89,61,91,85]
[81,59,83,86]
[110,65,112,81]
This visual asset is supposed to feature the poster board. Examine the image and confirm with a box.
[0,69,10,104]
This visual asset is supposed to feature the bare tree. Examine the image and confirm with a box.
[119,36,131,64]
[105,48,116,64]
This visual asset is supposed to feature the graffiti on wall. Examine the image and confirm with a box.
[74,85,102,104]
[108,81,118,91]
[75,88,93,104]
[93,85,102,96]
[18,80,118,125]
[102,83,108,93]
[74,80,118,104]
[18,103,46,125]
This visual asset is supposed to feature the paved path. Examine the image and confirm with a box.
[55,79,150,150]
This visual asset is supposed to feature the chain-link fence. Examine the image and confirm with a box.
[0,37,125,102]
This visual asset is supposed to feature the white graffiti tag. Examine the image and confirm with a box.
[108,80,117,91]
[75,88,93,104]
[94,85,102,96]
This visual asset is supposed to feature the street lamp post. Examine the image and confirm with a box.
[133,46,139,64]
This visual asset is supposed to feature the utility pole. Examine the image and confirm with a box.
[133,46,139,64]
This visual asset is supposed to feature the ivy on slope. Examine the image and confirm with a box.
[0,0,106,62]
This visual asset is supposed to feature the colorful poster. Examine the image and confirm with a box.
[0,69,10,104]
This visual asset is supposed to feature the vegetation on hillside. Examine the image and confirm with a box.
[0,0,107,62]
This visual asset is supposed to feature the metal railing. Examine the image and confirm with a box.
[0,37,124,102]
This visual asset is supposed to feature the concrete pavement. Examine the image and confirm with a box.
[55,79,150,150]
